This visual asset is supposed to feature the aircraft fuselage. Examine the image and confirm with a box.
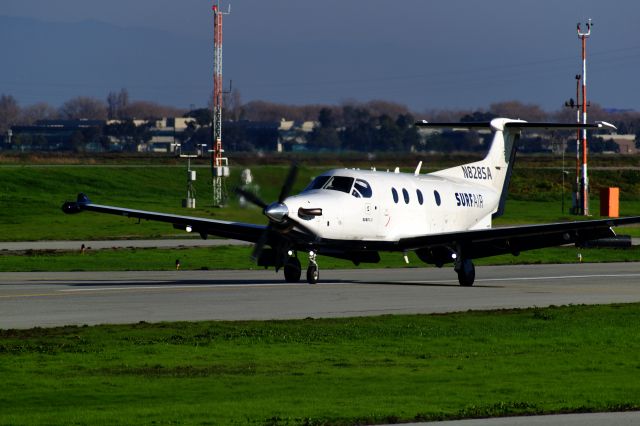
[283,168,500,242]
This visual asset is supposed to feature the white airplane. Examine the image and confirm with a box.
[63,118,640,286]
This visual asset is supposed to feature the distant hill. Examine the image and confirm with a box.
[0,15,211,108]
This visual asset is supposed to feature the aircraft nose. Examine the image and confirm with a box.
[264,202,289,223]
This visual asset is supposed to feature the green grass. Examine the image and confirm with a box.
[2,163,640,242]
[2,245,640,272]
[1,304,640,425]
[0,164,294,241]
[2,159,640,425]
[1,162,639,273]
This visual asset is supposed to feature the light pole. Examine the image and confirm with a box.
[562,170,569,214]
[577,19,592,215]
[564,74,583,215]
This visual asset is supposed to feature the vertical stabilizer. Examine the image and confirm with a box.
[429,118,524,217]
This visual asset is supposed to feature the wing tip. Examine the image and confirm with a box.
[61,193,91,214]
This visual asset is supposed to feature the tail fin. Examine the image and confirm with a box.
[417,118,616,218]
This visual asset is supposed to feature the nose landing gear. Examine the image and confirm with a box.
[307,251,319,284]
[282,251,319,284]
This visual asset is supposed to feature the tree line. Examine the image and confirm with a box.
[2,89,640,153]
[0,89,185,134]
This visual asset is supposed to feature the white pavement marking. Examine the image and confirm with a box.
[59,282,311,292]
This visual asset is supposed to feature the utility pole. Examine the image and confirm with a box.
[565,74,585,215]
[211,1,230,207]
[577,19,592,216]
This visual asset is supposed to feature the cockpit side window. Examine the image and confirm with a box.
[353,179,372,198]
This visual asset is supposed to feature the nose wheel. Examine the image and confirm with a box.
[306,251,319,284]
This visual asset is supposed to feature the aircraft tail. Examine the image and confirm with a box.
[417,118,615,218]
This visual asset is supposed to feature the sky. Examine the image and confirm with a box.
[2,0,640,112]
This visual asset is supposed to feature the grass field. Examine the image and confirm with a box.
[2,161,640,275]
[2,161,640,241]
[2,159,640,425]
[1,304,639,425]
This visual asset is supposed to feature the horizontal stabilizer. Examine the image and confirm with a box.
[416,119,616,131]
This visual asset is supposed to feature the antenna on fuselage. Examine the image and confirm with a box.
[414,161,423,176]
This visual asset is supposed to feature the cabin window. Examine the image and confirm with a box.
[391,188,399,203]
[417,189,424,205]
[434,190,441,206]
[352,179,372,198]
[402,188,410,204]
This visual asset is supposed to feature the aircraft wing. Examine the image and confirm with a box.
[396,217,640,259]
[309,217,640,262]
[62,193,266,243]
[63,193,639,264]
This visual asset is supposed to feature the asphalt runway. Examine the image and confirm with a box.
[1,262,640,329]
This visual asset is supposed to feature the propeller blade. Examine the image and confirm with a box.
[251,226,270,261]
[235,187,268,209]
[242,162,313,264]
[284,215,318,239]
[278,163,299,203]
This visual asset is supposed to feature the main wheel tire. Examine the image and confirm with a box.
[284,257,301,283]
[457,259,475,287]
[306,264,319,284]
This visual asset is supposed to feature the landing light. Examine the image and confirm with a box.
[186,225,193,233]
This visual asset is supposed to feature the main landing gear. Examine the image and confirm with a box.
[283,251,319,284]
[454,258,475,287]
[283,256,301,283]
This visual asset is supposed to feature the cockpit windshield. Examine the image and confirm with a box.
[304,175,331,191]
[304,176,353,193]
[324,176,354,193]
[304,175,372,198]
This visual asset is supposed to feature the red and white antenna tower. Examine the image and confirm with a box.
[211,1,230,207]
[577,19,592,216]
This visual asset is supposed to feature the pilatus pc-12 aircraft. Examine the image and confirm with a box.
[63,118,640,286]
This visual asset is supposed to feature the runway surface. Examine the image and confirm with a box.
[1,262,639,329]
